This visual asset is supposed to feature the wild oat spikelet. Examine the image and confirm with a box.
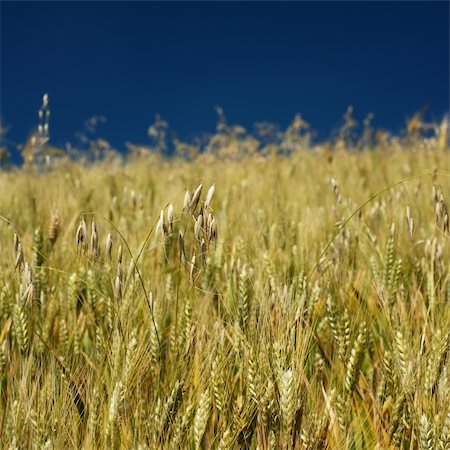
[406,205,414,240]
[194,215,203,241]
[90,220,99,258]
[205,212,212,234]
[15,242,24,270]
[434,189,449,233]
[156,210,165,237]
[23,262,33,286]
[114,274,122,301]
[209,218,217,243]
[117,244,123,265]
[204,183,215,209]
[190,184,203,214]
[106,233,113,261]
[76,218,88,252]
[167,203,174,233]
[178,231,186,262]
[183,190,191,212]
[190,254,197,284]
[200,238,207,268]
[127,258,135,282]
[14,233,19,253]
[48,211,60,246]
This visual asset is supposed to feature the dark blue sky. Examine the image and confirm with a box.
[1,1,449,156]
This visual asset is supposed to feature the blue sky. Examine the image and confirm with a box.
[1,1,449,157]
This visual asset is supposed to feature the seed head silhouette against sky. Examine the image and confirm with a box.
[1,1,449,155]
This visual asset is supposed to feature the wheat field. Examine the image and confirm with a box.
[0,124,449,449]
